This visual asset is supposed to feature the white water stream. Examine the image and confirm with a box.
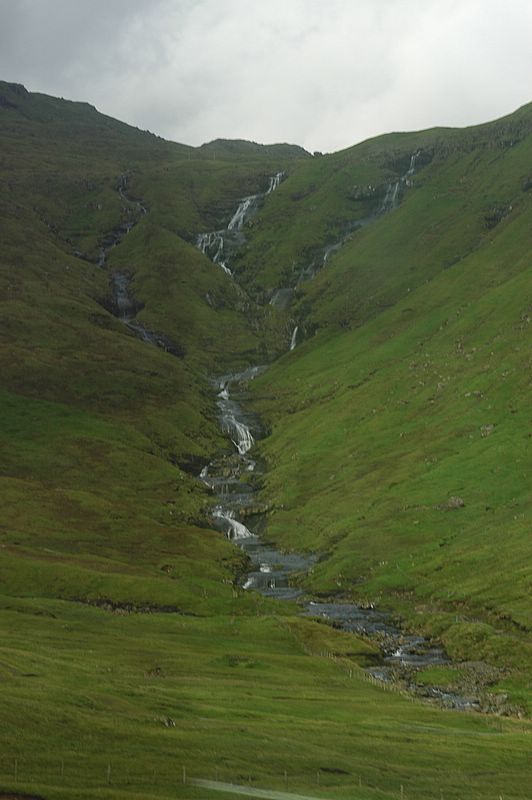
[267,171,284,194]
[289,326,298,351]
[196,172,284,272]
[195,166,484,711]
[197,231,232,275]
[380,151,420,214]
[277,151,424,349]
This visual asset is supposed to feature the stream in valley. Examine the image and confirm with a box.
[200,366,480,711]
[99,165,483,712]
[196,168,483,712]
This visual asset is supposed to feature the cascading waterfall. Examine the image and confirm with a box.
[284,150,422,341]
[227,195,259,231]
[380,150,420,214]
[196,172,284,273]
[224,415,254,455]
[202,369,266,541]
[294,150,422,286]
[195,157,484,711]
[217,380,255,455]
[290,325,298,351]
[267,171,284,194]
[196,231,232,275]
[212,507,252,540]
[379,181,401,213]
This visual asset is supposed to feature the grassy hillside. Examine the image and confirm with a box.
[247,106,532,710]
[0,81,305,629]
[231,101,532,312]
[1,83,532,799]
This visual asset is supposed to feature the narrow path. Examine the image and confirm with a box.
[191,778,327,800]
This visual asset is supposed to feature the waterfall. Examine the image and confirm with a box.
[112,273,136,322]
[213,507,252,539]
[197,231,232,275]
[227,195,258,231]
[225,415,254,455]
[380,150,421,214]
[197,172,284,268]
[290,326,298,351]
[380,181,401,213]
[267,171,284,194]
[216,376,255,455]
[404,151,419,181]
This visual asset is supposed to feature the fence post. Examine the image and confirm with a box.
[183,766,187,785]
[107,763,111,785]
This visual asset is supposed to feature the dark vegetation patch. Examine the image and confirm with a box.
[77,598,194,615]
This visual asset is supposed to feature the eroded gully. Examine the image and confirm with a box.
[97,174,183,356]
[196,168,483,713]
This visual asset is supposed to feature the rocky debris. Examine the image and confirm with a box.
[447,495,465,510]
[145,665,165,678]
[346,184,377,202]
[126,320,186,358]
[158,716,176,727]
[434,496,466,511]
[239,501,272,518]
[171,454,209,475]
[484,205,512,229]
[480,423,495,437]
[78,598,191,615]
[413,660,524,716]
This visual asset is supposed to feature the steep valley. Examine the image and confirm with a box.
[0,81,531,800]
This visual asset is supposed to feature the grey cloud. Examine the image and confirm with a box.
[1,0,532,152]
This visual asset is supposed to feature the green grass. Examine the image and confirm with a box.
[2,599,531,800]
[246,109,532,714]
[2,81,532,799]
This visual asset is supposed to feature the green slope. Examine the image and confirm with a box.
[246,105,532,708]
[1,83,532,800]
[0,80,307,609]
[231,101,532,314]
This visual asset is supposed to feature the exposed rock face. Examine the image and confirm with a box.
[445,496,465,510]
[0,84,28,110]
[78,598,189,615]
[6,82,28,96]
[0,94,18,110]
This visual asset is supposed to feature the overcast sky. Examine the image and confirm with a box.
[1,0,532,152]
